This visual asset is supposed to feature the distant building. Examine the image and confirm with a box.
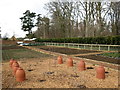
[10,36,17,41]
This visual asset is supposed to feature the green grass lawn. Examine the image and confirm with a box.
[2,45,52,61]
[102,52,120,58]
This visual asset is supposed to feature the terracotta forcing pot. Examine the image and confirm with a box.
[12,61,19,69]
[67,58,73,67]
[9,59,14,68]
[13,65,19,76]
[78,60,86,71]
[96,66,105,79]
[57,56,63,64]
[16,67,26,82]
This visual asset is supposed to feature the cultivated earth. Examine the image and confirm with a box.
[2,40,120,88]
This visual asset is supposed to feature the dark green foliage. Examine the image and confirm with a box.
[26,33,36,39]
[20,10,36,38]
[2,38,8,40]
[35,35,120,45]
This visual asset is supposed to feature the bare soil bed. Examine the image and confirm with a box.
[2,57,119,88]
[2,45,25,50]
[77,55,119,65]
[2,40,17,45]
[32,46,101,55]
[31,46,119,65]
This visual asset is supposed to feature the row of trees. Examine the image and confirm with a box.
[20,1,120,39]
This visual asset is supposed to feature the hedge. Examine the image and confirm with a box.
[35,35,120,45]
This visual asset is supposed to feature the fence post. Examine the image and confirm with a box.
[90,45,92,50]
[108,46,110,51]
[99,45,100,51]
[84,45,85,49]
[68,43,69,48]
[78,45,79,48]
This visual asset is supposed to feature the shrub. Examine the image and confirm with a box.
[35,35,120,45]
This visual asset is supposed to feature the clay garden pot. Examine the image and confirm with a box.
[78,60,86,71]
[13,65,19,76]
[96,66,105,79]
[67,58,73,67]
[57,56,63,64]
[9,59,14,68]
[12,61,19,69]
[16,67,26,82]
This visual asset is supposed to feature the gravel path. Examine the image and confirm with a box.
[2,57,119,88]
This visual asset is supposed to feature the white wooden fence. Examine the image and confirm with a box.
[43,42,120,51]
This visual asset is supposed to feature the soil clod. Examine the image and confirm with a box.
[70,74,79,77]
[77,85,87,88]
[87,67,94,69]
[28,69,34,72]
[39,80,46,82]
[45,72,54,74]
[105,71,109,73]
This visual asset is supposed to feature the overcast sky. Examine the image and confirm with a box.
[0,0,50,38]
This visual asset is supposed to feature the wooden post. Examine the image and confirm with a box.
[67,43,69,47]
[99,45,100,51]
[108,46,110,51]
[84,45,85,49]
[90,45,92,50]
[73,44,74,48]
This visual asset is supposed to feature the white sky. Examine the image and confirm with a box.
[1,0,119,38]
[0,0,50,38]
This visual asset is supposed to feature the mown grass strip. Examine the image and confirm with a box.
[2,48,52,61]
[102,52,120,58]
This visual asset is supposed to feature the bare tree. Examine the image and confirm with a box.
[35,1,120,39]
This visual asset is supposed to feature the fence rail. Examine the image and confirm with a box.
[43,42,120,51]
[27,42,120,51]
